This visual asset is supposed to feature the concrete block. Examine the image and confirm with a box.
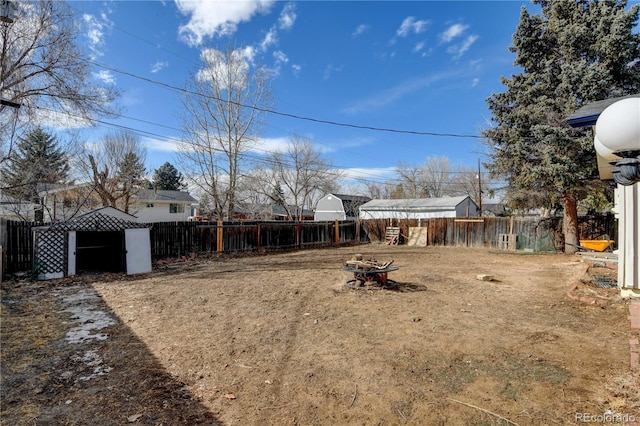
[477,274,495,282]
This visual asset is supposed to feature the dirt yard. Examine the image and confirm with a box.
[2,245,639,425]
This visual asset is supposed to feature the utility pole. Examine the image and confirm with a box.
[477,159,482,217]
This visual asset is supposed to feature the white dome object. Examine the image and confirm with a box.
[595,97,640,153]
[593,134,620,161]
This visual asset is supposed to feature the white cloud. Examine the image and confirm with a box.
[396,16,430,37]
[340,167,397,181]
[439,23,468,43]
[413,42,425,53]
[143,136,181,153]
[273,51,288,64]
[36,108,93,131]
[341,72,450,115]
[261,28,278,52]
[267,51,288,77]
[250,136,291,154]
[353,24,369,37]
[176,0,275,46]
[196,47,253,87]
[323,64,343,81]
[471,78,480,87]
[151,61,168,74]
[82,12,113,59]
[94,70,115,85]
[291,64,302,76]
[448,34,479,59]
[278,3,296,30]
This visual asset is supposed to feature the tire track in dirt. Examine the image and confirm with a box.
[266,287,314,410]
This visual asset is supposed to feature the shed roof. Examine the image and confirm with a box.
[360,196,472,211]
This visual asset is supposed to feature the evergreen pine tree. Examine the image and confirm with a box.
[151,162,185,191]
[483,0,640,253]
[1,127,69,201]
[271,181,286,207]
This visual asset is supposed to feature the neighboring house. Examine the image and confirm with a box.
[38,183,99,222]
[0,192,38,221]
[133,189,197,223]
[359,196,479,220]
[314,193,372,221]
[37,185,197,223]
[271,204,314,221]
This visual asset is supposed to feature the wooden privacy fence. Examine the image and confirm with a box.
[150,220,363,260]
[1,215,616,278]
[362,216,616,250]
[2,219,363,277]
[0,218,33,276]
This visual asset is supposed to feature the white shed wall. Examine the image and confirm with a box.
[359,210,458,220]
[314,195,346,221]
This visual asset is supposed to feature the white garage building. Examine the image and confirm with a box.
[358,196,479,220]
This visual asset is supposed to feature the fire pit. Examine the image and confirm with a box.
[343,255,399,290]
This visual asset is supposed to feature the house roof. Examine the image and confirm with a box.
[0,193,34,205]
[36,185,197,204]
[37,182,92,196]
[566,93,640,128]
[272,204,314,217]
[136,189,197,203]
[360,196,473,211]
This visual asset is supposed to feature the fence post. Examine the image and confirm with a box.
[257,223,261,253]
[334,220,339,245]
[216,220,223,253]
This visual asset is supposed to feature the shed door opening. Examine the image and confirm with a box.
[76,231,124,273]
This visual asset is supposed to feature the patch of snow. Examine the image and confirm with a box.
[59,287,116,344]
[56,286,117,383]
[74,350,113,382]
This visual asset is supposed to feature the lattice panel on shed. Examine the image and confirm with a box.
[49,212,146,232]
[34,230,66,277]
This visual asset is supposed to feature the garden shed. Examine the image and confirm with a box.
[359,196,479,220]
[314,193,372,221]
[32,206,152,280]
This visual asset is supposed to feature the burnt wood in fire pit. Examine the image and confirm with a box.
[342,258,399,290]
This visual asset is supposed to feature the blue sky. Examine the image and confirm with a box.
[71,0,536,187]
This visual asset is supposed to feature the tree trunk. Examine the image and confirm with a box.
[563,194,579,254]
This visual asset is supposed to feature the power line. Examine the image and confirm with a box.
[82,58,484,140]
[15,100,496,191]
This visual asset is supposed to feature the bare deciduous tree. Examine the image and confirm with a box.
[396,156,452,198]
[0,0,119,161]
[177,44,272,220]
[77,131,146,213]
[450,165,484,202]
[247,135,340,220]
